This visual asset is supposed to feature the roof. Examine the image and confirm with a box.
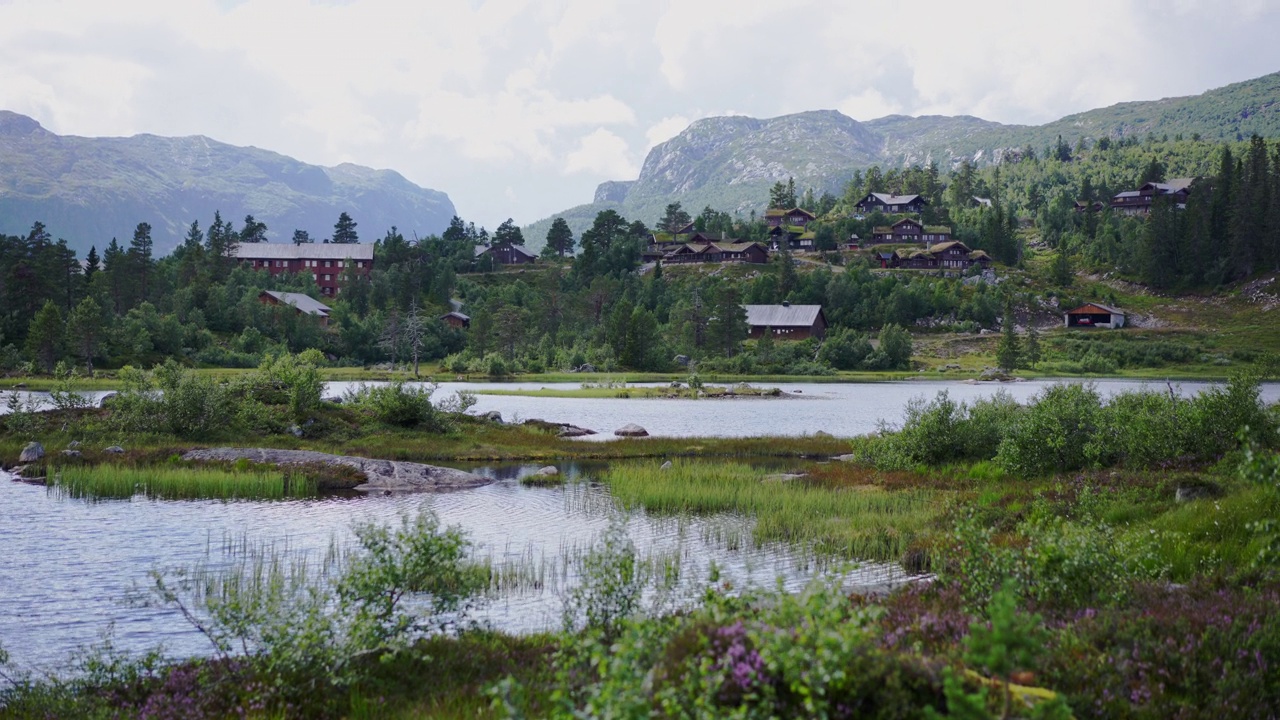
[476,242,537,258]
[972,197,993,207]
[891,218,922,228]
[929,241,971,253]
[234,242,374,260]
[743,304,825,328]
[714,242,764,252]
[924,226,951,234]
[764,209,787,217]
[260,290,331,317]
[968,250,991,260]
[1065,302,1124,316]
[863,193,924,206]
[441,311,470,322]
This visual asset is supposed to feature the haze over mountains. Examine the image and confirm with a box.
[524,70,1280,245]
[0,111,455,257]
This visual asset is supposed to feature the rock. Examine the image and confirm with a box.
[66,441,81,449]
[61,450,82,459]
[578,363,597,373]
[944,364,962,371]
[481,410,503,424]
[557,425,596,438]
[287,425,304,438]
[763,472,807,483]
[535,465,559,477]
[181,447,491,493]
[673,354,690,367]
[669,381,683,389]
[1175,483,1223,503]
[814,431,833,438]
[18,442,44,463]
[833,454,856,462]
[660,461,673,470]
[104,446,125,454]
[98,392,118,408]
[614,423,649,437]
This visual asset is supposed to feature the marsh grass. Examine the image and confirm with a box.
[53,464,316,500]
[601,462,940,561]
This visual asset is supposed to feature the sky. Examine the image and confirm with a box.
[3,0,1280,230]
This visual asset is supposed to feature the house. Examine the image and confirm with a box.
[743,302,828,340]
[1109,178,1194,216]
[1064,303,1126,329]
[880,242,991,271]
[767,225,817,251]
[477,241,537,265]
[440,311,471,329]
[257,290,332,327]
[869,218,952,245]
[664,241,768,265]
[234,243,374,297]
[764,207,816,229]
[971,197,993,209]
[855,193,926,215]
[1073,200,1105,213]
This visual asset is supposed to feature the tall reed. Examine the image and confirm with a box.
[601,462,937,561]
[54,464,316,500]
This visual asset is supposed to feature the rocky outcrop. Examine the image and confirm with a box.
[181,447,489,493]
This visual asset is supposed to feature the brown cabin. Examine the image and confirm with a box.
[869,218,952,245]
[665,241,768,265]
[743,303,827,340]
[440,311,471,329]
[764,207,816,229]
[478,241,537,265]
[855,192,926,215]
[1110,179,1194,216]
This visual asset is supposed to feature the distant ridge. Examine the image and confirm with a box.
[0,112,456,255]
[525,70,1280,246]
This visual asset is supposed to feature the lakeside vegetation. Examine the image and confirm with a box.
[3,347,1280,717]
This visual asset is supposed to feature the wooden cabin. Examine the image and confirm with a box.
[477,241,537,265]
[440,311,471,329]
[869,218,952,245]
[1110,179,1194,216]
[764,207,816,229]
[743,303,828,340]
[855,192,926,215]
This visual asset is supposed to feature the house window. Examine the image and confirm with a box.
[337,261,344,268]
[324,260,332,268]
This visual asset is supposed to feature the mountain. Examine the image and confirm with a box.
[0,111,455,256]
[525,70,1280,247]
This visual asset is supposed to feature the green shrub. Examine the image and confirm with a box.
[996,384,1105,476]
[858,390,1021,470]
[343,381,450,431]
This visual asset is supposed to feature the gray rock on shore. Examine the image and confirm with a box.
[18,442,44,463]
[614,423,649,437]
[181,447,490,493]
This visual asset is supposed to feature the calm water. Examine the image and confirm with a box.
[4,379,1279,670]
[0,461,905,671]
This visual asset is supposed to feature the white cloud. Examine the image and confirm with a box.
[564,128,638,178]
[645,115,691,149]
[837,90,903,122]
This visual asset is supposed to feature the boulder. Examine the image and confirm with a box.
[673,354,690,367]
[614,423,649,437]
[814,431,834,438]
[833,454,857,462]
[578,363,597,373]
[1175,482,1223,503]
[660,461,673,470]
[18,442,44,463]
[287,425,304,438]
[104,446,125,454]
[66,441,81,449]
[481,411,503,424]
[61,450,82,459]
[98,392,118,408]
[535,466,559,477]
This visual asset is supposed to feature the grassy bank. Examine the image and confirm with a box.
[52,464,316,501]
[473,383,785,399]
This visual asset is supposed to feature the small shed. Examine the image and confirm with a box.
[258,290,332,327]
[1064,303,1125,329]
[743,303,827,340]
[440,311,471,329]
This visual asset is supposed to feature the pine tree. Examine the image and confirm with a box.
[25,300,64,372]
[67,296,103,373]
[292,229,312,245]
[332,212,359,244]
[996,303,1022,373]
[84,245,100,283]
[240,215,268,244]
[658,202,692,232]
[543,217,574,258]
[493,218,524,245]
[129,222,154,302]
[1024,325,1041,369]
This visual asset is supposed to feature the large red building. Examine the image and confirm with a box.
[232,243,374,296]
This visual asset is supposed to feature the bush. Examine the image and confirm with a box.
[996,383,1105,476]
[857,390,1022,470]
[250,352,324,422]
[343,381,450,431]
[110,360,249,439]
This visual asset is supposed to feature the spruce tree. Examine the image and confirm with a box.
[996,302,1021,373]
[332,212,359,244]
[543,217,574,257]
